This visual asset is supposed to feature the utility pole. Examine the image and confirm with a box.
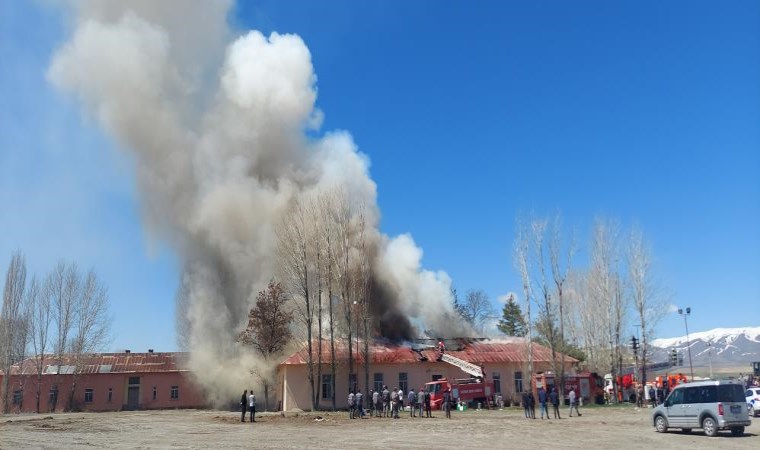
[707,340,713,379]
[678,307,694,380]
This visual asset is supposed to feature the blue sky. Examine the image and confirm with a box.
[1,1,758,352]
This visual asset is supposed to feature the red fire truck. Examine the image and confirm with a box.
[425,353,493,409]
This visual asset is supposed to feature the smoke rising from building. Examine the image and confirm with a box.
[49,0,469,402]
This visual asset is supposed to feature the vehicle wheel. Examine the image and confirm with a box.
[730,426,744,437]
[754,410,760,418]
[681,428,691,434]
[654,415,668,433]
[702,417,718,437]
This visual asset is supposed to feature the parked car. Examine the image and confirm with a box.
[652,380,750,437]
[747,387,760,417]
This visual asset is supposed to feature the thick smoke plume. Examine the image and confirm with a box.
[49,0,469,402]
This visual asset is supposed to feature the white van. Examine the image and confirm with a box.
[652,380,750,437]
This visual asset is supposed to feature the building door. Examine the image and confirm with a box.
[126,376,141,410]
[127,386,140,409]
[127,387,140,410]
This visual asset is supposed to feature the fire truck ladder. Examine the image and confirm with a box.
[440,353,483,379]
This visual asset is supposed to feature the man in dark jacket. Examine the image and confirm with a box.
[443,389,452,419]
[550,387,561,419]
[424,390,432,418]
[538,388,549,419]
[527,391,536,419]
[240,390,247,422]
[522,391,530,418]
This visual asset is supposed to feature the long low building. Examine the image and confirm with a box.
[0,352,206,413]
[276,338,578,411]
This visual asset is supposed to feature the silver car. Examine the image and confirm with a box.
[652,380,751,437]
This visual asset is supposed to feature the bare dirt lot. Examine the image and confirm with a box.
[1,405,757,449]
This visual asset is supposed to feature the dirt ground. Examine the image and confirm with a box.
[1,405,757,449]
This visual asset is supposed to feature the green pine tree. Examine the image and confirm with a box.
[497,296,526,336]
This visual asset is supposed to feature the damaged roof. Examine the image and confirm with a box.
[3,352,190,376]
[279,339,577,366]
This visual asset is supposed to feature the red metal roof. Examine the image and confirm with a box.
[3,352,190,376]
[279,340,577,366]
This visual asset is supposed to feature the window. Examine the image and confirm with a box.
[49,387,58,404]
[322,374,333,400]
[170,386,179,400]
[696,386,717,403]
[128,376,140,385]
[13,390,22,405]
[514,371,523,393]
[349,373,358,393]
[84,389,94,403]
[398,373,408,393]
[432,374,443,381]
[153,386,157,400]
[373,373,384,392]
[667,388,684,406]
[493,372,501,395]
[718,384,745,402]
[107,388,112,402]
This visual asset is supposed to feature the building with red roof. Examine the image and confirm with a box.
[0,351,205,413]
[276,338,578,411]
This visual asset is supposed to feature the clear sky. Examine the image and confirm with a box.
[1,0,758,352]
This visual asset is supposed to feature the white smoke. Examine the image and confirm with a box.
[48,0,463,402]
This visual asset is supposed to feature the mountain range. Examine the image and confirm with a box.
[648,326,760,368]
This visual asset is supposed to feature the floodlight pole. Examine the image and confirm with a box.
[678,307,694,380]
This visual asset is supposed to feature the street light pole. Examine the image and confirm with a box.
[678,307,694,380]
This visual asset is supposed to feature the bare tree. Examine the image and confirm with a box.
[320,193,338,410]
[29,275,51,413]
[460,289,495,333]
[67,269,110,410]
[513,218,534,388]
[331,189,356,395]
[238,281,293,411]
[549,214,576,398]
[627,225,666,386]
[1,251,28,414]
[587,218,626,401]
[355,206,372,400]
[277,197,318,410]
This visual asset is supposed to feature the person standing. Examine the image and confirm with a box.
[568,388,581,417]
[648,385,656,408]
[522,391,529,418]
[356,390,364,418]
[417,388,425,418]
[382,385,390,418]
[408,389,416,417]
[371,390,379,417]
[248,390,256,422]
[550,387,561,419]
[528,391,536,419]
[538,387,549,420]
[424,390,432,418]
[348,390,355,419]
[240,390,247,423]
[391,387,399,419]
[443,389,452,419]
[398,388,404,412]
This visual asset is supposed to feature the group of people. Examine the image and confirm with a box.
[347,385,443,419]
[239,390,256,423]
[522,387,581,419]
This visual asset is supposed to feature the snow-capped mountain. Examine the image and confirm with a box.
[649,326,760,367]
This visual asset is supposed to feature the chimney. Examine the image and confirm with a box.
[125,349,131,354]
[148,349,154,353]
